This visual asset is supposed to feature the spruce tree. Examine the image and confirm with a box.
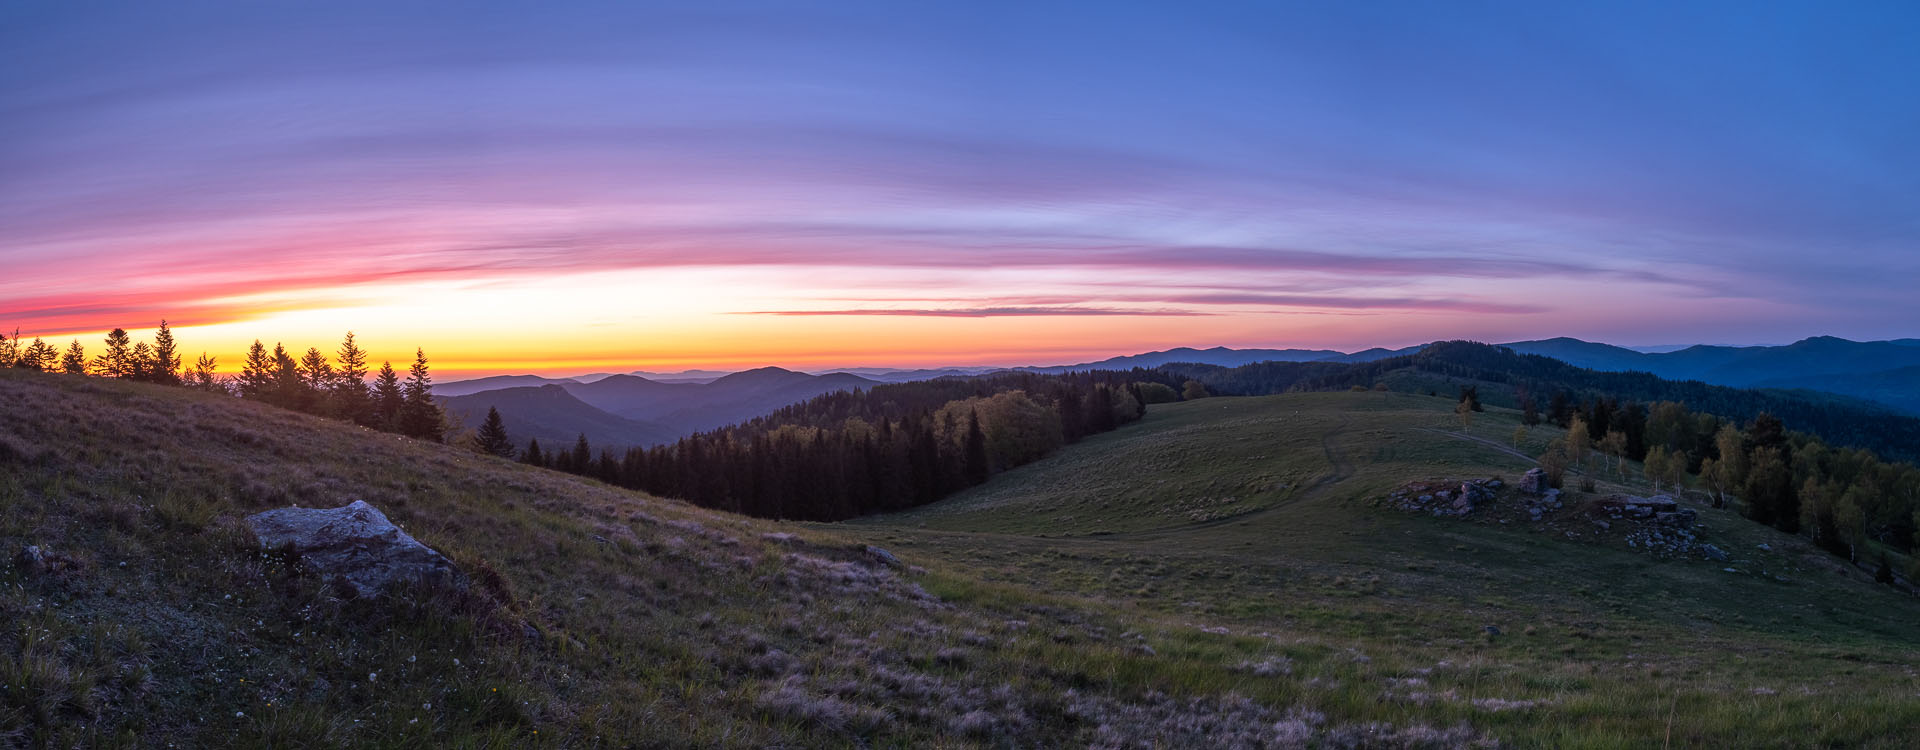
[17,338,58,371]
[963,409,990,484]
[570,433,592,472]
[94,328,132,377]
[271,343,307,409]
[59,340,86,374]
[150,320,182,385]
[522,438,545,467]
[373,361,404,429]
[398,348,444,441]
[127,342,155,381]
[298,347,333,392]
[333,332,374,425]
[189,353,220,391]
[238,340,276,399]
[476,407,514,457]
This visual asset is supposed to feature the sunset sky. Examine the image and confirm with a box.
[4,2,1917,376]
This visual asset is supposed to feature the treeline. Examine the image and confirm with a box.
[0,324,449,442]
[524,371,1156,521]
[1167,341,1920,463]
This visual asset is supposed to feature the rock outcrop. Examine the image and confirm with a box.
[245,500,463,598]
[1518,468,1549,495]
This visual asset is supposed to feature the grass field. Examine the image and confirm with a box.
[854,391,1920,747]
[4,370,1916,747]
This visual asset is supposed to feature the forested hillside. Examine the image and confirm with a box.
[532,372,1153,521]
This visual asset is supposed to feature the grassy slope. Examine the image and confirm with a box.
[857,391,1920,748]
[0,370,1513,749]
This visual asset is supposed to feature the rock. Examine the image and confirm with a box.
[1700,544,1729,562]
[1418,494,1434,502]
[865,545,903,568]
[1593,520,1610,530]
[1655,510,1696,528]
[1756,543,1771,551]
[1519,468,1547,494]
[245,501,463,598]
[14,545,75,576]
[1483,625,1502,636]
[1436,490,1453,502]
[1487,479,1503,489]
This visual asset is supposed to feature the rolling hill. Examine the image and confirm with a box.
[5,369,1918,746]
[445,367,885,449]
[1502,335,1920,390]
[856,391,1920,746]
[433,374,578,397]
[440,384,677,450]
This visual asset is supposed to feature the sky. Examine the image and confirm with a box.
[3,1,1918,376]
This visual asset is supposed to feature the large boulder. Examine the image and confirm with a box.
[245,501,462,598]
[1519,468,1548,495]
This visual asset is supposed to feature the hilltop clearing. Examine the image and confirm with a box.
[1,369,1500,748]
[857,392,1920,747]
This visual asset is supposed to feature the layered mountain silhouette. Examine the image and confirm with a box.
[439,335,1920,450]
[440,367,880,449]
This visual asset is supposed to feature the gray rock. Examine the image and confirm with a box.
[865,545,903,568]
[1519,468,1547,495]
[1700,544,1729,562]
[245,501,462,598]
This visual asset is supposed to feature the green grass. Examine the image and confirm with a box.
[5,371,1917,747]
[854,391,1920,747]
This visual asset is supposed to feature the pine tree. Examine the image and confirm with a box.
[16,338,58,371]
[570,433,592,472]
[238,341,276,399]
[189,353,220,391]
[522,438,545,467]
[398,348,444,441]
[150,320,182,385]
[963,409,990,484]
[298,347,333,392]
[94,328,132,377]
[59,340,87,374]
[476,407,514,457]
[271,343,308,409]
[333,332,374,425]
[127,342,155,381]
[373,361,404,429]
[0,328,17,368]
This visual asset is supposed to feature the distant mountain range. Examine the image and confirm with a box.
[439,367,879,451]
[436,335,1920,449]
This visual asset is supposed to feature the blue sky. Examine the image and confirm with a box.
[2,1,1916,371]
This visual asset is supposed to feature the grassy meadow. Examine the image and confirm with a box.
[2,370,1915,747]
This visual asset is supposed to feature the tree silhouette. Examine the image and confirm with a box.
[94,328,132,378]
[0,328,17,368]
[238,341,275,399]
[333,332,374,426]
[16,337,58,371]
[59,340,87,374]
[150,320,182,385]
[476,407,514,457]
[189,353,220,391]
[373,361,404,428]
[298,347,334,401]
[522,437,545,467]
[128,341,155,381]
[963,409,989,485]
[271,343,308,409]
[398,348,443,441]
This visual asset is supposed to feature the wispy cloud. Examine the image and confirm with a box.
[735,306,1213,318]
